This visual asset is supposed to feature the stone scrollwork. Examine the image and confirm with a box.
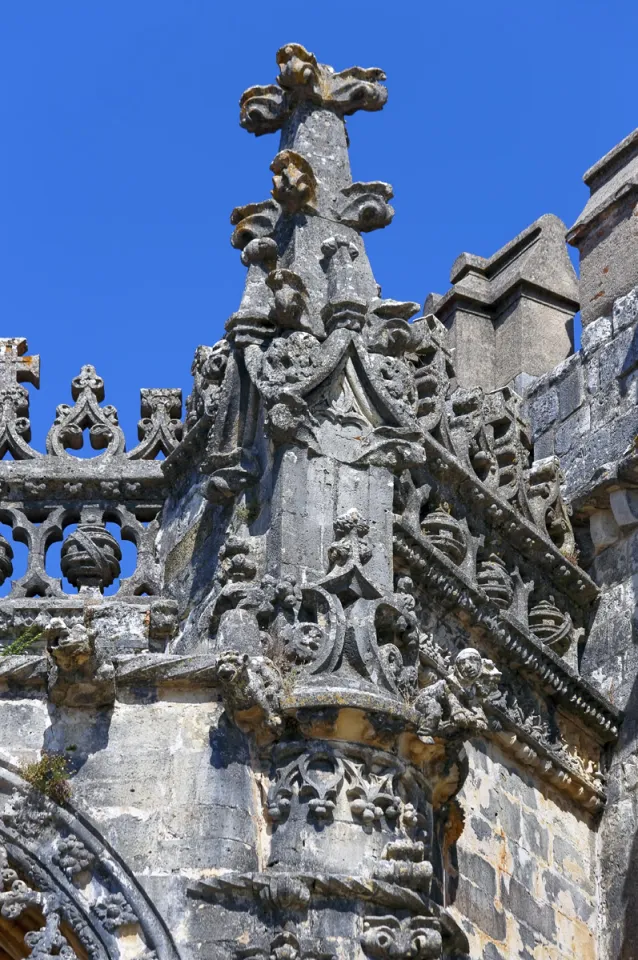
[239,84,287,136]
[276,43,322,99]
[128,389,183,460]
[526,455,577,557]
[230,199,280,252]
[238,43,387,128]
[336,181,395,233]
[0,337,42,460]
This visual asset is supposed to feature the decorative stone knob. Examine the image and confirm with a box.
[0,533,14,586]
[61,518,121,590]
[420,505,467,566]
[528,596,572,655]
[477,554,514,610]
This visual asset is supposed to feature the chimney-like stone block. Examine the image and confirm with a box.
[567,128,638,327]
[425,214,579,391]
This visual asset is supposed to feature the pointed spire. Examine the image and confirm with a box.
[226,44,394,346]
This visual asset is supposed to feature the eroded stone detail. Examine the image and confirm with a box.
[414,649,501,741]
[0,37,627,960]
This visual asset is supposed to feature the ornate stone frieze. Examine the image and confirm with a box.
[393,523,616,735]
[0,38,625,960]
[266,741,416,827]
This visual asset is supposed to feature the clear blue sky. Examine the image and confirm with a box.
[1,1,635,451]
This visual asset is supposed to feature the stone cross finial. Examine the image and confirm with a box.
[0,338,40,458]
[239,43,387,137]
[0,338,40,392]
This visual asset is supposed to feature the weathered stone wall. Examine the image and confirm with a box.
[525,285,638,959]
[453,741,597,960]
[0,693,262,960]
[526,286,638,499]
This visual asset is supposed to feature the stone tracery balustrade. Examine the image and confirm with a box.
[0,339,182,605]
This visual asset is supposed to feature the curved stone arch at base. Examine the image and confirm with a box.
[0,758,180,960]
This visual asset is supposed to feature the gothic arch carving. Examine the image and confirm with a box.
[0,759,180,960]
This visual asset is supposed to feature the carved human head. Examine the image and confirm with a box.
[454,648,483,682]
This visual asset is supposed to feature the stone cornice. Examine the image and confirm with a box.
[0,647,612,813]
[393,521,618,741]
[422,433,598,607]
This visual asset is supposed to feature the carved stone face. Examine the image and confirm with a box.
[289,623,323,663]
[361,916,442,959]
[215,651,246,683]
[454,648,483,682]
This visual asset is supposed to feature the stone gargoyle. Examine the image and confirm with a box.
[42,617,115,708]
[212,650,283,733]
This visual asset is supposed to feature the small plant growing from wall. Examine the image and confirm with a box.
[19,752,72,804]
[1,624,42,657]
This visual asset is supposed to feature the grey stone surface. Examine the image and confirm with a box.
[2,39,634,960]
